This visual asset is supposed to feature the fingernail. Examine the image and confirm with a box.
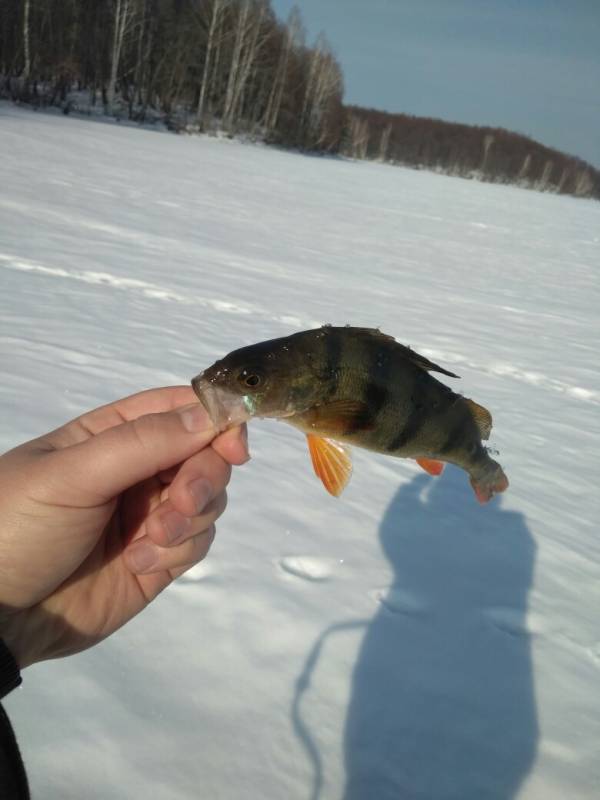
[126,541,158,573]
[188,478,213,514]
[178,403,210,433]
[162,510,192,544]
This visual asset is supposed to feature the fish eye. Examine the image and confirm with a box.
[238,369,263,389]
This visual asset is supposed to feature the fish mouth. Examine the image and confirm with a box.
[191,374,251,432]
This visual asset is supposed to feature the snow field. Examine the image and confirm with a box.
[1,103,600,799]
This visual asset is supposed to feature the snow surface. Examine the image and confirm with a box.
[1,103,600,800]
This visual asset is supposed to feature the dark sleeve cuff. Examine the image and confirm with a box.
[0,640,22,699]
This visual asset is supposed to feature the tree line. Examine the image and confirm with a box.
[1,0,598,199]
[0,0,345,150]
[343,106,600,199]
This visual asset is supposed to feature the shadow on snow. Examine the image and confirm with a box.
[293,467,538,800]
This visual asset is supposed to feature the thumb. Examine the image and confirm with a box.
[46,404,216,503]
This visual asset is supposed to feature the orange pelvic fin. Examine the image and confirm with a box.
[306,434,353,497]
[415,457,445,476]
[469,470,509,504]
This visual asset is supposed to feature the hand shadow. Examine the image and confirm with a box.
[343,468,538,800]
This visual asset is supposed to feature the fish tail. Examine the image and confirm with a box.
[469,457,509,504]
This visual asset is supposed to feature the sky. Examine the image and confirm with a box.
[271,0,600,168]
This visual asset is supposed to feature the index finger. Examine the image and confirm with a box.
[38,386,198,451]
[99,386,198,426]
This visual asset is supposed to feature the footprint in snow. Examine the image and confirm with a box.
[278,556,333,582]
[586,643,600,669]
[369,587,428,616]
[484,606,546,637]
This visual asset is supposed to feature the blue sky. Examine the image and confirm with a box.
[271,0,600,168]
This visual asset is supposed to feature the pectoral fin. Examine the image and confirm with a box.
[306,434,353,497]
[415,457,445,476]
[301,400,373,435]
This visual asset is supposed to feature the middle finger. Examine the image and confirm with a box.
[144,490,227,549]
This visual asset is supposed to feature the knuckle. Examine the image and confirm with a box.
[129,415,157,456]
[128,412,172,473]
[204,449,230,488]
[216,489,228,516]
[201,492,227,525]
[192,526,215,562]
[222,460,232,487]
[133,412,164,441]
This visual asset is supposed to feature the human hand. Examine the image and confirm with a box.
[0,386,249,669]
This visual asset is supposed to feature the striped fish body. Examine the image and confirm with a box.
[192,326,508,503]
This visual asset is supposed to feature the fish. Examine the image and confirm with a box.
[191,326,509,503]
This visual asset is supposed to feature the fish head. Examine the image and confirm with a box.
[191,335,323,431]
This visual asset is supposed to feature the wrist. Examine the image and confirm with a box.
[0,610,37,671]
[0,638,22,697]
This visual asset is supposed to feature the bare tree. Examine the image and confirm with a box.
[23,0,31,78]
[195,0,228,125]
[263,5,302,133]
[223,0,262,130]
[222,1,248,127]
[539,159,554,190]
[106,0,136,114]
[300,33,342,149]
[574,168,593,197]
[481,133,494,172]
[378,123,392,162]
[347,113,369,159]
[228,0,269,128]
[518,153,531,182]
[131,0,149,111]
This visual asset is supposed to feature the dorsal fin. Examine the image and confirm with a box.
[322,327,460,379]
[465,398,493,440]
[393,342,460,379]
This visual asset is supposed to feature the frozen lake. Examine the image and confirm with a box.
[2,103,600,799]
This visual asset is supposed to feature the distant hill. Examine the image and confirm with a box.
[342,106,600,199]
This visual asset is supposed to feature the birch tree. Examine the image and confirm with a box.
[222,1,247,125]
[131,0,149,111]
[574,168,593,197]
[378,123,392,162]
[263,5,302,133]
[195,0,229,125]
[517,153,531,182]
[23,0,31,79]
[347,113,369,159]
[300,34,343,149]
[539,159,554,190]
[481,133,494,172]
[106,0,135,114]
[223,0,268,131]
[226,0,268,128]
